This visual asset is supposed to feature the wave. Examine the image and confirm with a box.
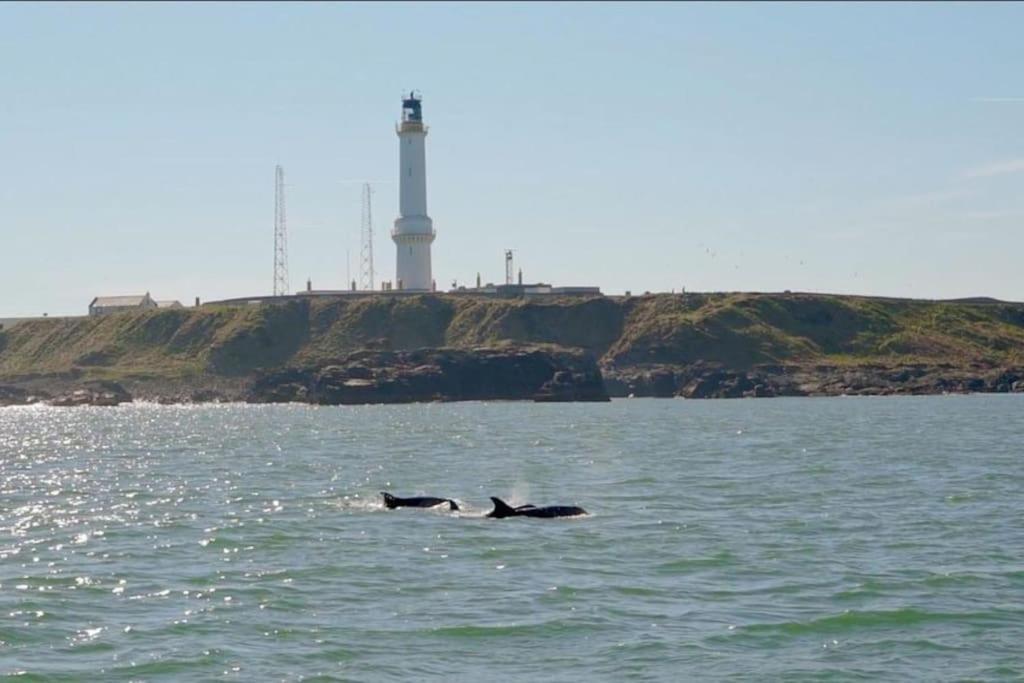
[737,607,1022,636]
[655,551,737,574]
[428,619,600,639]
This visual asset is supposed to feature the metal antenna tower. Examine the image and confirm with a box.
[505,249,514,285]
[360,182,375,290]
[273,165,290,296]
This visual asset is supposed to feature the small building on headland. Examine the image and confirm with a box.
[88,293,158,317]
[156,300,184,310]
[449,283,603,298]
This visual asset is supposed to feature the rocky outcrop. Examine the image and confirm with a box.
[602,362,1024,399]
[534,369,609,403]
[146,388,235,405]
[48,380,132,407]
[246,347,609,405]
[0,385,46,406]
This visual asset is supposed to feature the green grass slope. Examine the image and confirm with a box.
[606,293,1024,369]
[2,293,1023,383]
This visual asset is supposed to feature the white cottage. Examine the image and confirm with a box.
[88,292,158,317]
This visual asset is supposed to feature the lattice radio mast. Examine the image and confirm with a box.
[273,165,290,296]
[360,182,375,290]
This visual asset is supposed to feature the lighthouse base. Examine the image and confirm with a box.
[393,231,435,291]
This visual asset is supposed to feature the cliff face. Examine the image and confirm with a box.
[2,292,1023,401]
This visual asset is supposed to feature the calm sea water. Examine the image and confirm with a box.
[1,397,1022,681]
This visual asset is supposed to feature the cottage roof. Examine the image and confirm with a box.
[90,295,150,308]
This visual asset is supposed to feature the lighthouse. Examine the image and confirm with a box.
[392,91,435,291]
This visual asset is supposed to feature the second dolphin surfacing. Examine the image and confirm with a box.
[486,496,587,519]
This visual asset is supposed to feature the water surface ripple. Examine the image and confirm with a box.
[1,397,1022,681]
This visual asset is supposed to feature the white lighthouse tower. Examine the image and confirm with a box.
[392,91,435,291]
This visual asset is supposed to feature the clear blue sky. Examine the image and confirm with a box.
[2,2,1023,316]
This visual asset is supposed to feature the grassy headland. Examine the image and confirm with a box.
[2,292,1023,400]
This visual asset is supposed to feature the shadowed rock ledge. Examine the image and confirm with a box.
[602,362,1024,399]
[246,347,610,405]
[0,380,133,407]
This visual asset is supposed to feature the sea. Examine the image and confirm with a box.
[1,396,1022,681]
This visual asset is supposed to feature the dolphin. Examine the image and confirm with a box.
[381,491,460,511]
[486,496,587,519]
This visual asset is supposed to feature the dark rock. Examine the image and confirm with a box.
[50,390,93,407]
[992,371,1020,394]
[548,359,1024,401]
[189,389,228,403]
[246,347,610,405]
[0,385,31,406]
[48,380,132,407]
[679,368,755,399]
[344,364,374,380]
[552,370,573,384]
[534,368,609,403]
[746,383,775,398]
[598,366,679,397]
[964,377,987,393]
[648,370,677,398]
[600,375,630,398]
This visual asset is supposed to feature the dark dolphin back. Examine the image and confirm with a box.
[519,505,587,518]
[488,497,587,518]
[382,491,459,511]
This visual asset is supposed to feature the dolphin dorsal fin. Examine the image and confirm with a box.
[489,497,518,518]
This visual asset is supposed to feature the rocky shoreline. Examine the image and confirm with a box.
[602,362,1024,399]
[4,292,1024,407]
[245,347,609,405]
[3,355,1024,407]
[0,347,611,407]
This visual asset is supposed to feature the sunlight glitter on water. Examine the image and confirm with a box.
[1,399,1023,679]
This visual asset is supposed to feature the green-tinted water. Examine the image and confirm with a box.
[1,397,1022,681]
